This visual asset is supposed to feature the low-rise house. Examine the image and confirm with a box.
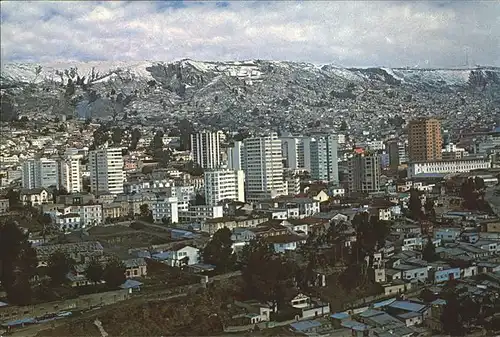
[265,234,307,253]
[179,205,223,223]
[103,202,123,221]
[54,212,82,232]
[231,228,257,242]
[393,264,428,282]
[152,244,199,267]
[201,216,268,235]
[434,228,461,242]
[20,188,52,206]
[290,293,331,320]
[123,258,147,278]
[431,267,461,283]
[0,198,10,214]
[381,280,413,296]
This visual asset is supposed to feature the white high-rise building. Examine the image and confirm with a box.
[204,169,245,206]
[59,153,82,193]
[279,136,311,170]
[22,158,59,189]
[348,151,380,194]
[243,133,286,202]
[227,141,245,170]
[89,147,124,195]
[310,134,339,183]
[190,131,222,169]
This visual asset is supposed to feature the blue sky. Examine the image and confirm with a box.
[1,1,499,67]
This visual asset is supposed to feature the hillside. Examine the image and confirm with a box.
[1,60,499,134]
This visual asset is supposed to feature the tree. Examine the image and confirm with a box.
[139,204,153,222]
[408,188,423,220]
[150,130,164,151]
[84,259,104,286]
[47,250,75,285]
[202,228,236,272]
[0,220,38,305]
[5,188,20,210]
[441,292,465,336]
[103,259,126,288]
[422,237,437,262]
[241,239,296,310]
[129,128,141,150]
[111,127,123,145]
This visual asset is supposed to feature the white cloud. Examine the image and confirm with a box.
[1,1,499,67]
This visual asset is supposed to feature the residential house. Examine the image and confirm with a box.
[123,258,147,278]
[201,216,268,235]
[152,244,199,267]
[265,234,307,253]
[20,188,52,206]
[290,293,331,320]
[0,199,10,214]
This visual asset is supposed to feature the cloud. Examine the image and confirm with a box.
[1,1,499,67]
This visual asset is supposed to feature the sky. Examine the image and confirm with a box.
[1,1,499,67]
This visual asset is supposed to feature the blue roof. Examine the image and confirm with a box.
[398,312,421,319]
[0,301,8,307]
[120,279,143,289]
[359,309,383,318]
[373,298,396,308]
[331,312,350,320]
[290,320,322,332]
[2,318,36,327]
[152,252,171,260]
[388,301,426,312]
[431,299,447,306]
[341,320,369,331]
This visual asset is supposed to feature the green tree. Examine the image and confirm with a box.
[0,220,38,305]
[111,127,123,145]
[408,188,423,220]
[202,228,236,272]
[84,259,104,286]
[150,130,164,151]
[424,198,436,219]
[241,239,296,310]
[422,237,437,262]
[441,292,465,336]
[129,128,141,150]
[47,251,75,285]
[139,204,153,222]
[5,188,20,210]
[103,258,126,288]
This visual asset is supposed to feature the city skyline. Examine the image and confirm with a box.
[1,1,499,67]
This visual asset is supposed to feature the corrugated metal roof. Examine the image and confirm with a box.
[331,312,350,320]
[373,298,397,308]
[290,320,322,331]
[388,300,426,312]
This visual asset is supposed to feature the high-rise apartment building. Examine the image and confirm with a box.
[348,151,380,194]
[89,147,124,195]
[408,118,442,162]
[387,139,408,169]
[227,141,245,170]
[59,153,82,193]
[279,136,311,170]
[243,133,286,202]
[22,158,59,189]
[190,131,222,169]
[204,169,245,206]
[310,134,339,183]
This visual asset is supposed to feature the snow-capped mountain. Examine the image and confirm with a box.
[1,59,499,133]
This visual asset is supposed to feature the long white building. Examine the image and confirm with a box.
[22,158,59,189]
[310,134,338,183]
[204,169,245,206]
[279,136,311,170]
[408,157,491,178]
[243,133,286,202]
[59,153,82,193]
[227,140,245,170]
[89,147,124,195]
[190,131,222,169]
